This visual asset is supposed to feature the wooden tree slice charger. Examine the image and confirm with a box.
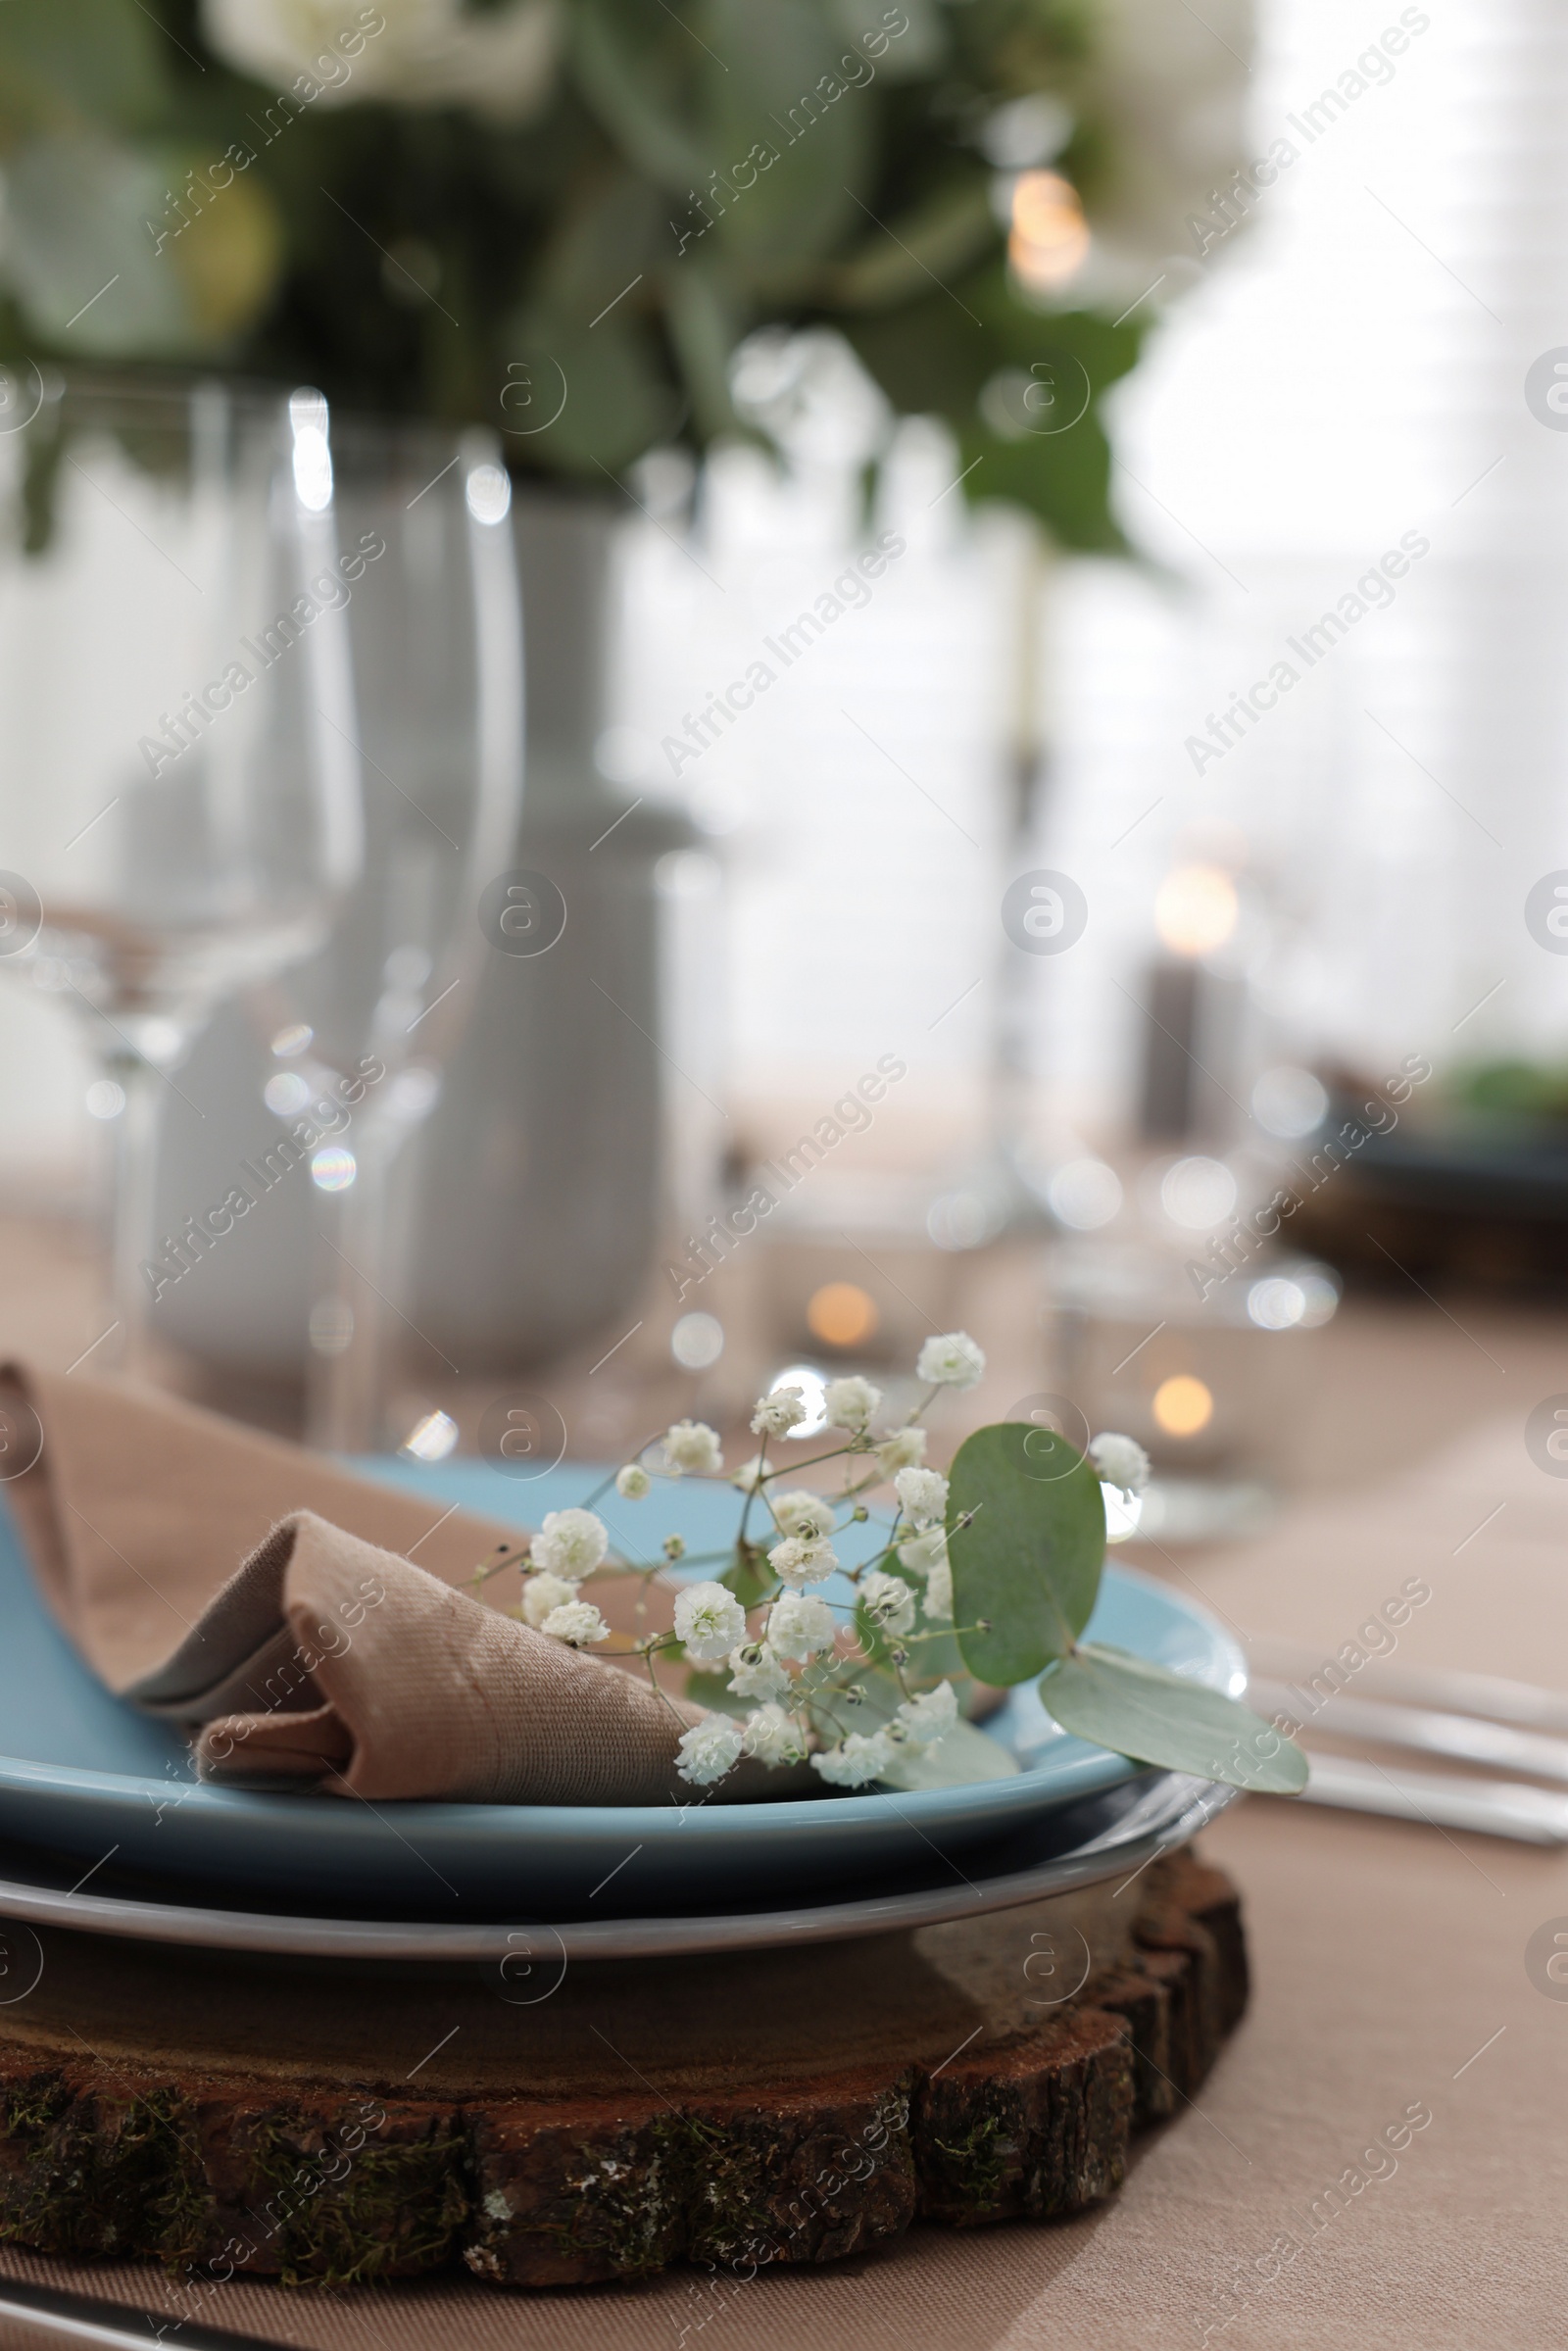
[0,1849,1247,2293]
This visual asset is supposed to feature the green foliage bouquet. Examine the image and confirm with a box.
[0,0,1249,544]
[473,1329,1307,1799]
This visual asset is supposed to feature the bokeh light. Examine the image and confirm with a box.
[807,1282,879,1348]
[1154,863,1239,958]
[1008,171,1090,295]
[1152,1374,1214,1438]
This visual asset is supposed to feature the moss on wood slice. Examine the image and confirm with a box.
[0,1849,1247,2290]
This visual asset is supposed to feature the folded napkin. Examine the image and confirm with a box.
[0,1361,757,1808]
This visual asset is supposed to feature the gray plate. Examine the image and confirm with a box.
[0,1774,1235,1963]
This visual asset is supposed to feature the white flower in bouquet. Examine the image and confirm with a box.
[530,1507,608,1579]
[614,1463,651,1499]
[897,1681,958,1745]
[751,1385,807,1438]
[727,1641,790,1702]
[767,1534,838,1591]
[859,1570,916,1638]
[676,1713,745,1786]
[823,1375,882,1433]
[519,1571,580,1628]
[540,1598,608,1646]
[917,1331,987,1390]
[673,1581,748,1661]
[202,0,562,122]
[922,1553,955,1623]
[765,1591,837,1661]
[769,1490,836,1541]
[1089,1432,1152,1497]
[662,1419,723,1476]
[895,1466,949,1527]
[811,1730,894,1788]
[876,1427,927,1476]
[743,1703,806,1769]
[895,1526,947,1581]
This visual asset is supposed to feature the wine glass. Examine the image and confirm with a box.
[0,374,363,1371]
[287,420,524,1451]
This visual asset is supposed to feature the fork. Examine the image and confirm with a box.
[1244,1648,1568,1843]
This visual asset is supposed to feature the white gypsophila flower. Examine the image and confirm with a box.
[730,1454,768,1494]
[662,1419,723,1476]
[895,1526,947,1582]
[769,1489,837,1541]
[727,1641,791,1702]
[811,1730,894,1788]
[767,1534,838,1592]
[765,1590,837,1662]
[201,0,562,121]
[876,1426,927,1476]
[823,1374,882,1433]
[859,1570,916,1638]
[743,1702,806,1769]
[897,1681,958,1745]
[615,1463,651,1500]
[673,1580,748,1662]
[751,1385,807,1438]
[519,1571,580,1628]
[922,1553,954,1623]
[530,1507,608,1579]
[1089,1432,1152,1497]
[916,1331,987,1390]
[541,1599,608,1646]
[676,1713,745,1786]
[895,1466,949,1527]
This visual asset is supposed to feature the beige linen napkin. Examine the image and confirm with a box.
[0,1361,747,1807]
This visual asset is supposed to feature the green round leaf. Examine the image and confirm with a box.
[948,1421,1105,1687]
[876,1717,1019,1790]
[1039,1643,1309,1795]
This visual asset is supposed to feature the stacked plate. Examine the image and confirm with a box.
[0,1475,1244,1965]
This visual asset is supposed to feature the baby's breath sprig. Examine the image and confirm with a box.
[469,1338,1308,1803]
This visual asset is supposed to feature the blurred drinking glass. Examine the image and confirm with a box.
[287,423,523,1451]
[0,373,362,1371]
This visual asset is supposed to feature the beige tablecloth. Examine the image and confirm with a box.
[1,1413,1565,2349]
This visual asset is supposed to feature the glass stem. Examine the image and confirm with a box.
[306,1109,416,1454]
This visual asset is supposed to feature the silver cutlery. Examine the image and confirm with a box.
[1247,1676,1568,1787]
[1245,1640,1568,1737]
[1282,1750,1568,1844]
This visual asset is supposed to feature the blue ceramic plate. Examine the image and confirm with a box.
[0,1464,1246,1916]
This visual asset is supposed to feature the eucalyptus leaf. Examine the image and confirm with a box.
[834,1665,1020,1790]
[828,0,949,78]
[572,0,710,193]
[3,137,199,357]
[876,1716,1020,1790]
[948,1421,1105,1687]
[707,0,872,266]
[1039,1643,1308,1795]
[503,304,683,472]
[663,264,743,439]
[825,178,997,311]
[0,0,169,145]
